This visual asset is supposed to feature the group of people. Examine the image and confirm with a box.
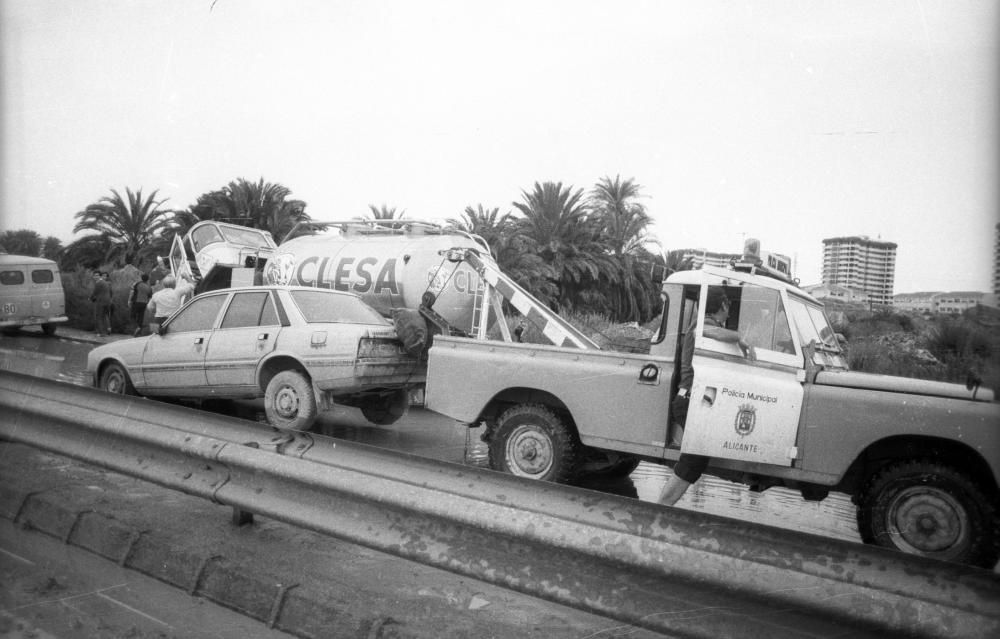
[90,270,195,337]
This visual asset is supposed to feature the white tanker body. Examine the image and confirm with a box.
[264,220,491,333]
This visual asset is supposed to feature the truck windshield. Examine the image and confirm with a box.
[219,225,275,249]
[786,295,841,352]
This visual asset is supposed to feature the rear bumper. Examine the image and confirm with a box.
[0,315,69,328]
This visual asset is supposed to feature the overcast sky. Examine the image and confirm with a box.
[1,0,997,293]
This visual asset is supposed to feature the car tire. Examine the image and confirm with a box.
[857,459,999,568]
[264,370,318,431]
[360,389,410,425]
[100,362,136,396]
[488,403,579,483]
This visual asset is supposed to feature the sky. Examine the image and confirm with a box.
[1,0,997,293]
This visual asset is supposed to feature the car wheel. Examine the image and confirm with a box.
[100,362,136,396]
[488,403,579,483]
[264,370,317,431]
[857,459,999,568]
[360,389,410,425]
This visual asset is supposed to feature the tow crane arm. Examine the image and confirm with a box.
[419,248,599,350]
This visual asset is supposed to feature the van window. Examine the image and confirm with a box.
[31,269,54,284]
[1,271,25,285]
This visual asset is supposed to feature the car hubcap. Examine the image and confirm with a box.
[887,487,967,556]
[506,425,553,477]
[106,372,124,394]
[274,386,299,419]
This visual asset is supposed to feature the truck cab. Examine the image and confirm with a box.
[656,263,846,470]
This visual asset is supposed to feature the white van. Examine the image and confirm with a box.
[0,254,68,336]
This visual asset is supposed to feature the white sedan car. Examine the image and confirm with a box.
[87,286,424,430]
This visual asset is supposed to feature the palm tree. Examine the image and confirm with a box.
[191,178,309,243]
[512,181,617,313]
[366,204,405,221]
[72,188,178,267]
[589,176,658,322]
[0,229,43,256]
[42,236,63,261]
[590,176,651,257]
[445,204,516,250]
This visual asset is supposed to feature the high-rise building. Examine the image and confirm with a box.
[821,236,897,306]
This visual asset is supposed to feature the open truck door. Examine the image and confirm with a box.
[679,283,804,467]
[168,233,196,283]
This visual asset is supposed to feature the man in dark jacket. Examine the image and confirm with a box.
[128,273,153,336]
[90,271,112,336]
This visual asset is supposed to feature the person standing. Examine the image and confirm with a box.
[658,287,755,507]
[147,273,195,329]
[90,271,112,336]
[128,273,153,336]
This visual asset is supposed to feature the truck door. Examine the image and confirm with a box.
[169,234,196,282]
[680,284,804,467]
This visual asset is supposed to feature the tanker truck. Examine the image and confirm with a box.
[165,218,495,335]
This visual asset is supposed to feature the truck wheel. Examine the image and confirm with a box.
[489,404,579,483]
[361,389,410,425]
[265,370,317,431]
[857,460,999,568]
[100,362,136,396]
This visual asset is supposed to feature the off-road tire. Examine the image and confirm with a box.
[488,404,579,483]
[360,389,410,425]
[264,370,318,431]
[100,362,136,396]
[857,459,999,568]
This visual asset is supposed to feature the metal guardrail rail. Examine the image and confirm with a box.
[1,369,998,639]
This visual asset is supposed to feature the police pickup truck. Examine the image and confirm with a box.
[423,257,1000,568]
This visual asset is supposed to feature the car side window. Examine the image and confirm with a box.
[168,294,226,333]
[221,291,278,329]
[31,269,54,284]
[1,270,25,285]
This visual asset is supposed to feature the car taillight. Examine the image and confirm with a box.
[357,337,404,358]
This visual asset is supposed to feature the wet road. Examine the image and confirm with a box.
[0,329,863,548]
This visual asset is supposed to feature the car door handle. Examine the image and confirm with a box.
[194,337,204,345]
[258,333,269,340]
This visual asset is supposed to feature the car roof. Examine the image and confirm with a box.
[0,254,59,267]
[666,265,821,304]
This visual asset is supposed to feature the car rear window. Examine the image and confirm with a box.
[290,290,387,325]
[31,269,54,284]
[1,270,25,285]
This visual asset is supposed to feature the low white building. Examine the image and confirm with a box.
[804,284,870,305]
[893,291,997,314]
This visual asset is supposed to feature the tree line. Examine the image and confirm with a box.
[1,175,682,323]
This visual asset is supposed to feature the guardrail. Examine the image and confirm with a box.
[1,369,998,639]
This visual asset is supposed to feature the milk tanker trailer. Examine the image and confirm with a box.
[165,218,493,334]
[262,220,493,335]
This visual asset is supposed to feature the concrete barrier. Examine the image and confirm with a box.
[2,369,998,639]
